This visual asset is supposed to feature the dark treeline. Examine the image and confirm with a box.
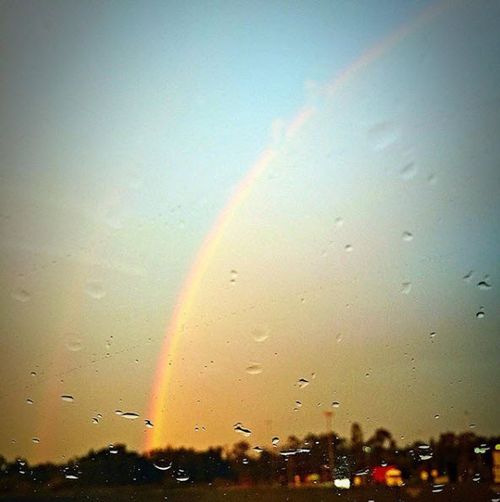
[1,425,498,494]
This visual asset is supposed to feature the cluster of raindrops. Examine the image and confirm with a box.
[16,459,26,475]
[463,271,492,319]
[63,466,80,480]
[175,469,190,482]
[416,444,433,461]
[432,483,445,494]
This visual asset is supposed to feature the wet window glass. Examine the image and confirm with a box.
[1,1,499,500]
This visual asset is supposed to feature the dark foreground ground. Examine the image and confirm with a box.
[1,484,499,502]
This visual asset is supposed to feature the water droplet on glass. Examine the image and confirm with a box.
[32,437,40,444]
[344,244,353,253]
[432,484,444,493]
[115,410,123,416]
[230,270,238,283]
[233,422,252,437]
[11,288,31,303]
[295,400,302,408]
[332,401,340,408]
[252,328,269,343]
[121,412,140,420]
[400,162,417,180]
[144,419,154,428]
[92,417,99,425]
[430,331,437,340]
[153,459,172,471]
[109,445,118,454]
[463,271,473,282]
[367,122,399,151]
[253,446,263,453]
[65,333,83,352]
[297,378,310,389]
[477,280,491,290]
[272,437,280,446]
[26,398,34,405]
[175,471,190,482]
[334,217,344,228]
[245,363,263,375]
[402,231,413,242]
[63,466,80,480]
[60,395,74,403]
[476,310,485,319]
[434,414,440,419]
[401,282,412,294]
[469,423,476,429]
[85,280,106,299]
[30,371,37,377]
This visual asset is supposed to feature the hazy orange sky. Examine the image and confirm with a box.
[1,0,499,464]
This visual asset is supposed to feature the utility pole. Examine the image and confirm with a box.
[324,411,335,483]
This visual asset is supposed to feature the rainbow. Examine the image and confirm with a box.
[145,0,450,452]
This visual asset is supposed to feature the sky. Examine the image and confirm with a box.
[0,0,499,464]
